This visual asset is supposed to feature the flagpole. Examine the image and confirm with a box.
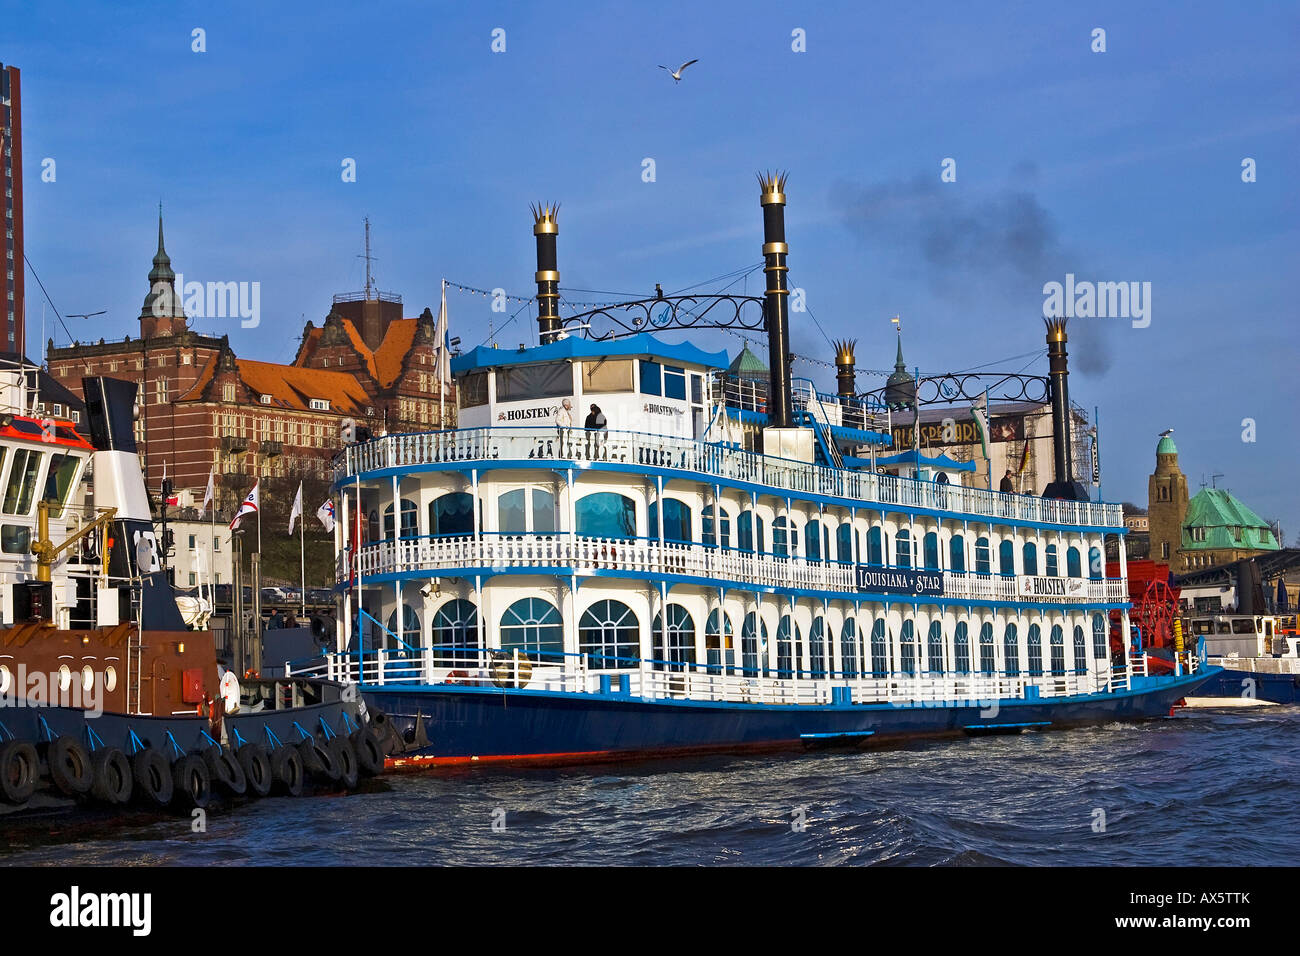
[984,388,991,490]
[439,278,447,430]
[299,482,306,619]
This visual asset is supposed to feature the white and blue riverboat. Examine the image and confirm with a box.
[295,174,1217,767]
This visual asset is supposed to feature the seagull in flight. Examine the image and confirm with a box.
[658,59,698,83]
[1159,428,1174,438]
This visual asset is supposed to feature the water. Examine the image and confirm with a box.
[4,707,1296,866]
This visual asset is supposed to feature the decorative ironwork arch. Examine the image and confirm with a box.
[859,371,1051,409]
[556,293,767,341]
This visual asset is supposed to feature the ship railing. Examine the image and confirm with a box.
[294,645,1120,708]
[338,427,1124,529]
[340,533,1127,604]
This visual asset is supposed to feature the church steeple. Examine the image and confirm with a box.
[884,329,916,410]
[141,206,185,336]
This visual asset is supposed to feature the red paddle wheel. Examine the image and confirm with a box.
[1134,579,1180,650]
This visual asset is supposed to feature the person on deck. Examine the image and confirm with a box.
[1000,469,1016,494]
[585,404,608,458]
[555,398,574,455]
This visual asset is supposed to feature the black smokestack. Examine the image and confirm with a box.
[1042,318,1089,501]
[833,339,857,399]
[532,203,560,344]
[759,172,792,428]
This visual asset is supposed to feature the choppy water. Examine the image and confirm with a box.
[4,707,1296,866]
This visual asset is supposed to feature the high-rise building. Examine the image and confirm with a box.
[0,62,23,356]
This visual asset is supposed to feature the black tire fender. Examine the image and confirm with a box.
[171,754,212,811]
[90,747,133,805]
[237,742,273,798]
[45,736,93,796]
[0,740,38,804]
[132,748,174,808]
[327,736,359,790]
[271,746,304,797]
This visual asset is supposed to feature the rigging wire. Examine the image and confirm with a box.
[24,254,94,373]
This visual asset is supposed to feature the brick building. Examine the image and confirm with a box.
[1,61,24,355]
[46,216,453,509]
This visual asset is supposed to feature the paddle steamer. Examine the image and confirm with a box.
[298,174,1217,766]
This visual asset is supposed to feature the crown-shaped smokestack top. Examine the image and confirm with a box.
[757,170,788,205]
[833,338,857,399]
[832,338,856,366]
[1044,316,1068,343]
[531,202,560,235]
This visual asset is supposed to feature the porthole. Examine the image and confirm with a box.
[0,664,10,694]
[104,666,118,693]
[82,665,95,693]
[58,664,72,692]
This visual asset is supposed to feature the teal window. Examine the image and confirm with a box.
[804,520,824,561]
[840,617,857,678]
[899,620,916,675]
[870,619,889,677]
[384,499,418,539]
[737,510,764,552]
[741,612,767,676]
[836,523,856,564]
[867,526,884,565]
[500,598,564,659]
[975,537,991,574]
[701,504,731,549]
[1067,546,1082,578]
[954,622,970,673]
[663,365,686,400]
[896,528,913,568]
[1045,544,1059,577]
[926,620,945,674]
[652,604,696,672]
[1088,547,1103,580]
[978,621,995,674]
[772,516,793,557]
[498,488,556,534]
[924,531,939,570]
[429,492,474,537]
[1023,542,1038,576]
[579,600,639,667]
[776,616,798,677]
[1027,623,1043,675]
[576,492,635,538]
[999,540,1015,576]
[639,360,662,396]
[809,617,827,677]
[1004,623,1020,676]
[1073,625,1087,674]
[705,610,734,674]
[949,535,966,573]
[649,498,692,543]
[1092,614,1108,659]
[1050,624,1066,675]
[432,599,479,664]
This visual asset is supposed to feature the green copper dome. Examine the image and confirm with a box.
[1156,434,1177,456]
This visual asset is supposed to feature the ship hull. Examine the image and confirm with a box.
[368,668,1218,768]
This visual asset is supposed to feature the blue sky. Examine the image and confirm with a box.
[7,0,1298,536]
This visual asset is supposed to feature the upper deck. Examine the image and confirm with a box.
[336,425,1124,530]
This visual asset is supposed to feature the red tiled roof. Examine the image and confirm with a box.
[235,359,370,414]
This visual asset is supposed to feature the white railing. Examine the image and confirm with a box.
[338,532,1127,604]
[294,645,1159,709]
[337,427,1123,529]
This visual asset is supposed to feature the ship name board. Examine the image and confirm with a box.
[855,567,945,596]
[497,404,558,422]
[1020,575,1087,598]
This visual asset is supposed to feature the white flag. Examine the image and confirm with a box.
[436,280,451,385]
[230,480,259,530]
[288,481,304,534]
[199,468,215,520]
[316,499,336,533]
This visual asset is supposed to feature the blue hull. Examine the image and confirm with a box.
[366,669,1218,767]
[1195,668,1300,705]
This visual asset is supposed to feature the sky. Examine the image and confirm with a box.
[5,0,1298,537]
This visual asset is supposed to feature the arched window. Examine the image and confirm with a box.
[383,499,418,540]
[367,509,380,542]
[1003,622,1020,676]
[927,620,944,674]
[737,510,764,553]
[836,523,856,565]
[975,537,991,574]
[999,540,1015,576]
[924,531,940,570]
[498,488,556,534]
[867,526,884,566]
[579,600,639,668]
[705,609,735,674]
[954,622,970,674]
[870,619,889,677]
[1027,623,1043,676]
[1092,613,1108,660]
[1067,546,1082,578]
[649,498,692,543]
[430,492,475,537]
[809,617,827,677]
[776,616,799,678]
[978,621,995,674]
[1050,624,1066,675]
[840,617,858,678]
[741,612,767,676]
[1022,542,1038,576]
[500,598,563,659]
[432,599,479,664]
[1073,625,1087,674]
[899,620,917,675]
[652,604,696,672]
[896,528,913,568]
[949,535,966,573]
[804,520,825,562]
[1088,546,1103,580]
[1045,544,1059,577]
[576,492,636,538]
[384,604,420,647]
[701,504,731,549]
[772,516,794,557]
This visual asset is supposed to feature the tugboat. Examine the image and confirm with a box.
[294,173,1218,768]
[1183,612,1300,705]
[0,368,387,814]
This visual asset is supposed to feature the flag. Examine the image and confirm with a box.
[1017,439,1031,476]
[969,392,990,461]
[316,499,336,533]
[199,468,214,519]
[288,481,303,534]
[230,480,259,530]
[436,280,451,386]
